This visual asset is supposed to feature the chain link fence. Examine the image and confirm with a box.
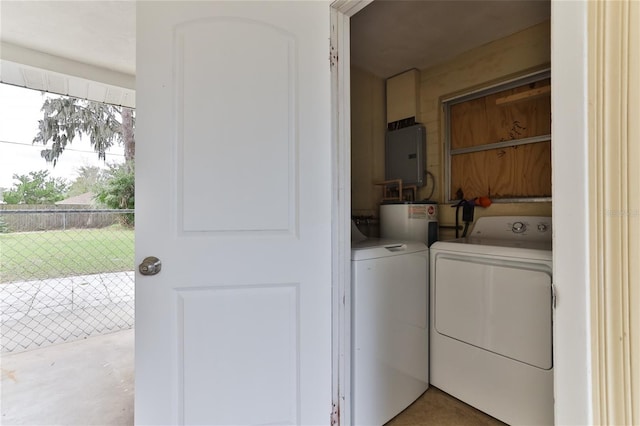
[0,208,134,353]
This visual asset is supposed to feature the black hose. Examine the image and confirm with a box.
[461,221,470,238]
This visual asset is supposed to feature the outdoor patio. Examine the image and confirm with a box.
[0,328,134,425]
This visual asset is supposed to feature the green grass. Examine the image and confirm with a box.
[0,226,134,283]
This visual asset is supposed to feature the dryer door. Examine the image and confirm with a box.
[433,255,552,369]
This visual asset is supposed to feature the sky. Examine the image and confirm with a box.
[0,83,125,190]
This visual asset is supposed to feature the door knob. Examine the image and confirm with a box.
[139,256,162,276]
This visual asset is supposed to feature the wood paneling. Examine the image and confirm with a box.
[448,74,551,199]
[450,79,551,149]
[450,141,551,199]
[417,19,550,203]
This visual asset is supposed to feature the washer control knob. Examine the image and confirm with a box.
[537,223,548,232]
[512,221,526,233]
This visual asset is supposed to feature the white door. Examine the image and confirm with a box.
[135,2,332,425]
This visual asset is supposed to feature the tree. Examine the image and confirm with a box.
[3,170,68,204]
[33,96,135,165]
[94,163,135,225]
[67,166,106,198]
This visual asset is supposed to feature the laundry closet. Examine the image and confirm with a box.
[349,1,553,425]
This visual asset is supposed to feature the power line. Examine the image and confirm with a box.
[0,139,125,157]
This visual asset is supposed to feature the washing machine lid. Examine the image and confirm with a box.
[351,239,428,261]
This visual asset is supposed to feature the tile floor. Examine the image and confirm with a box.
[387,387,507,426]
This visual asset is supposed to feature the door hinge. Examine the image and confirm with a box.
[330,43,338,69]
[552,283,557,309]
[331,400,340,425]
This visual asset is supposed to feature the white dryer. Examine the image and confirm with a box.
[352,238,429,426]
[430,216,554,425]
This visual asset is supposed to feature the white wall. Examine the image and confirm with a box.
[551,1,592,424]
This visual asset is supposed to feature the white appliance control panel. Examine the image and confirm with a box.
[470,216,552,242]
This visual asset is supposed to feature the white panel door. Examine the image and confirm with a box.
[135,2,332,424]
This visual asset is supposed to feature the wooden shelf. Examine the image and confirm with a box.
[374,179,417,202]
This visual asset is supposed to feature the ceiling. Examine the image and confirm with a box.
[1,1,135,76]
[0,1,136,107]
[0,1,550,101]
[351,0,550,79]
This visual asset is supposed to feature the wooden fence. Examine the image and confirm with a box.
[0,205,130,232]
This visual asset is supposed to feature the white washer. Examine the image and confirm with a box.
[352,238,429,426]
[430,216,554,426]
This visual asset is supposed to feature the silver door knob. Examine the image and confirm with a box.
[139,256,162,276]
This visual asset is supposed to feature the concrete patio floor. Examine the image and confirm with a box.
[0,328,134,426]
[0,328,506,426]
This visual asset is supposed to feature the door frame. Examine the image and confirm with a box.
[329,0,593,424]
[329,2,371,425]
[549,1,592,424]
